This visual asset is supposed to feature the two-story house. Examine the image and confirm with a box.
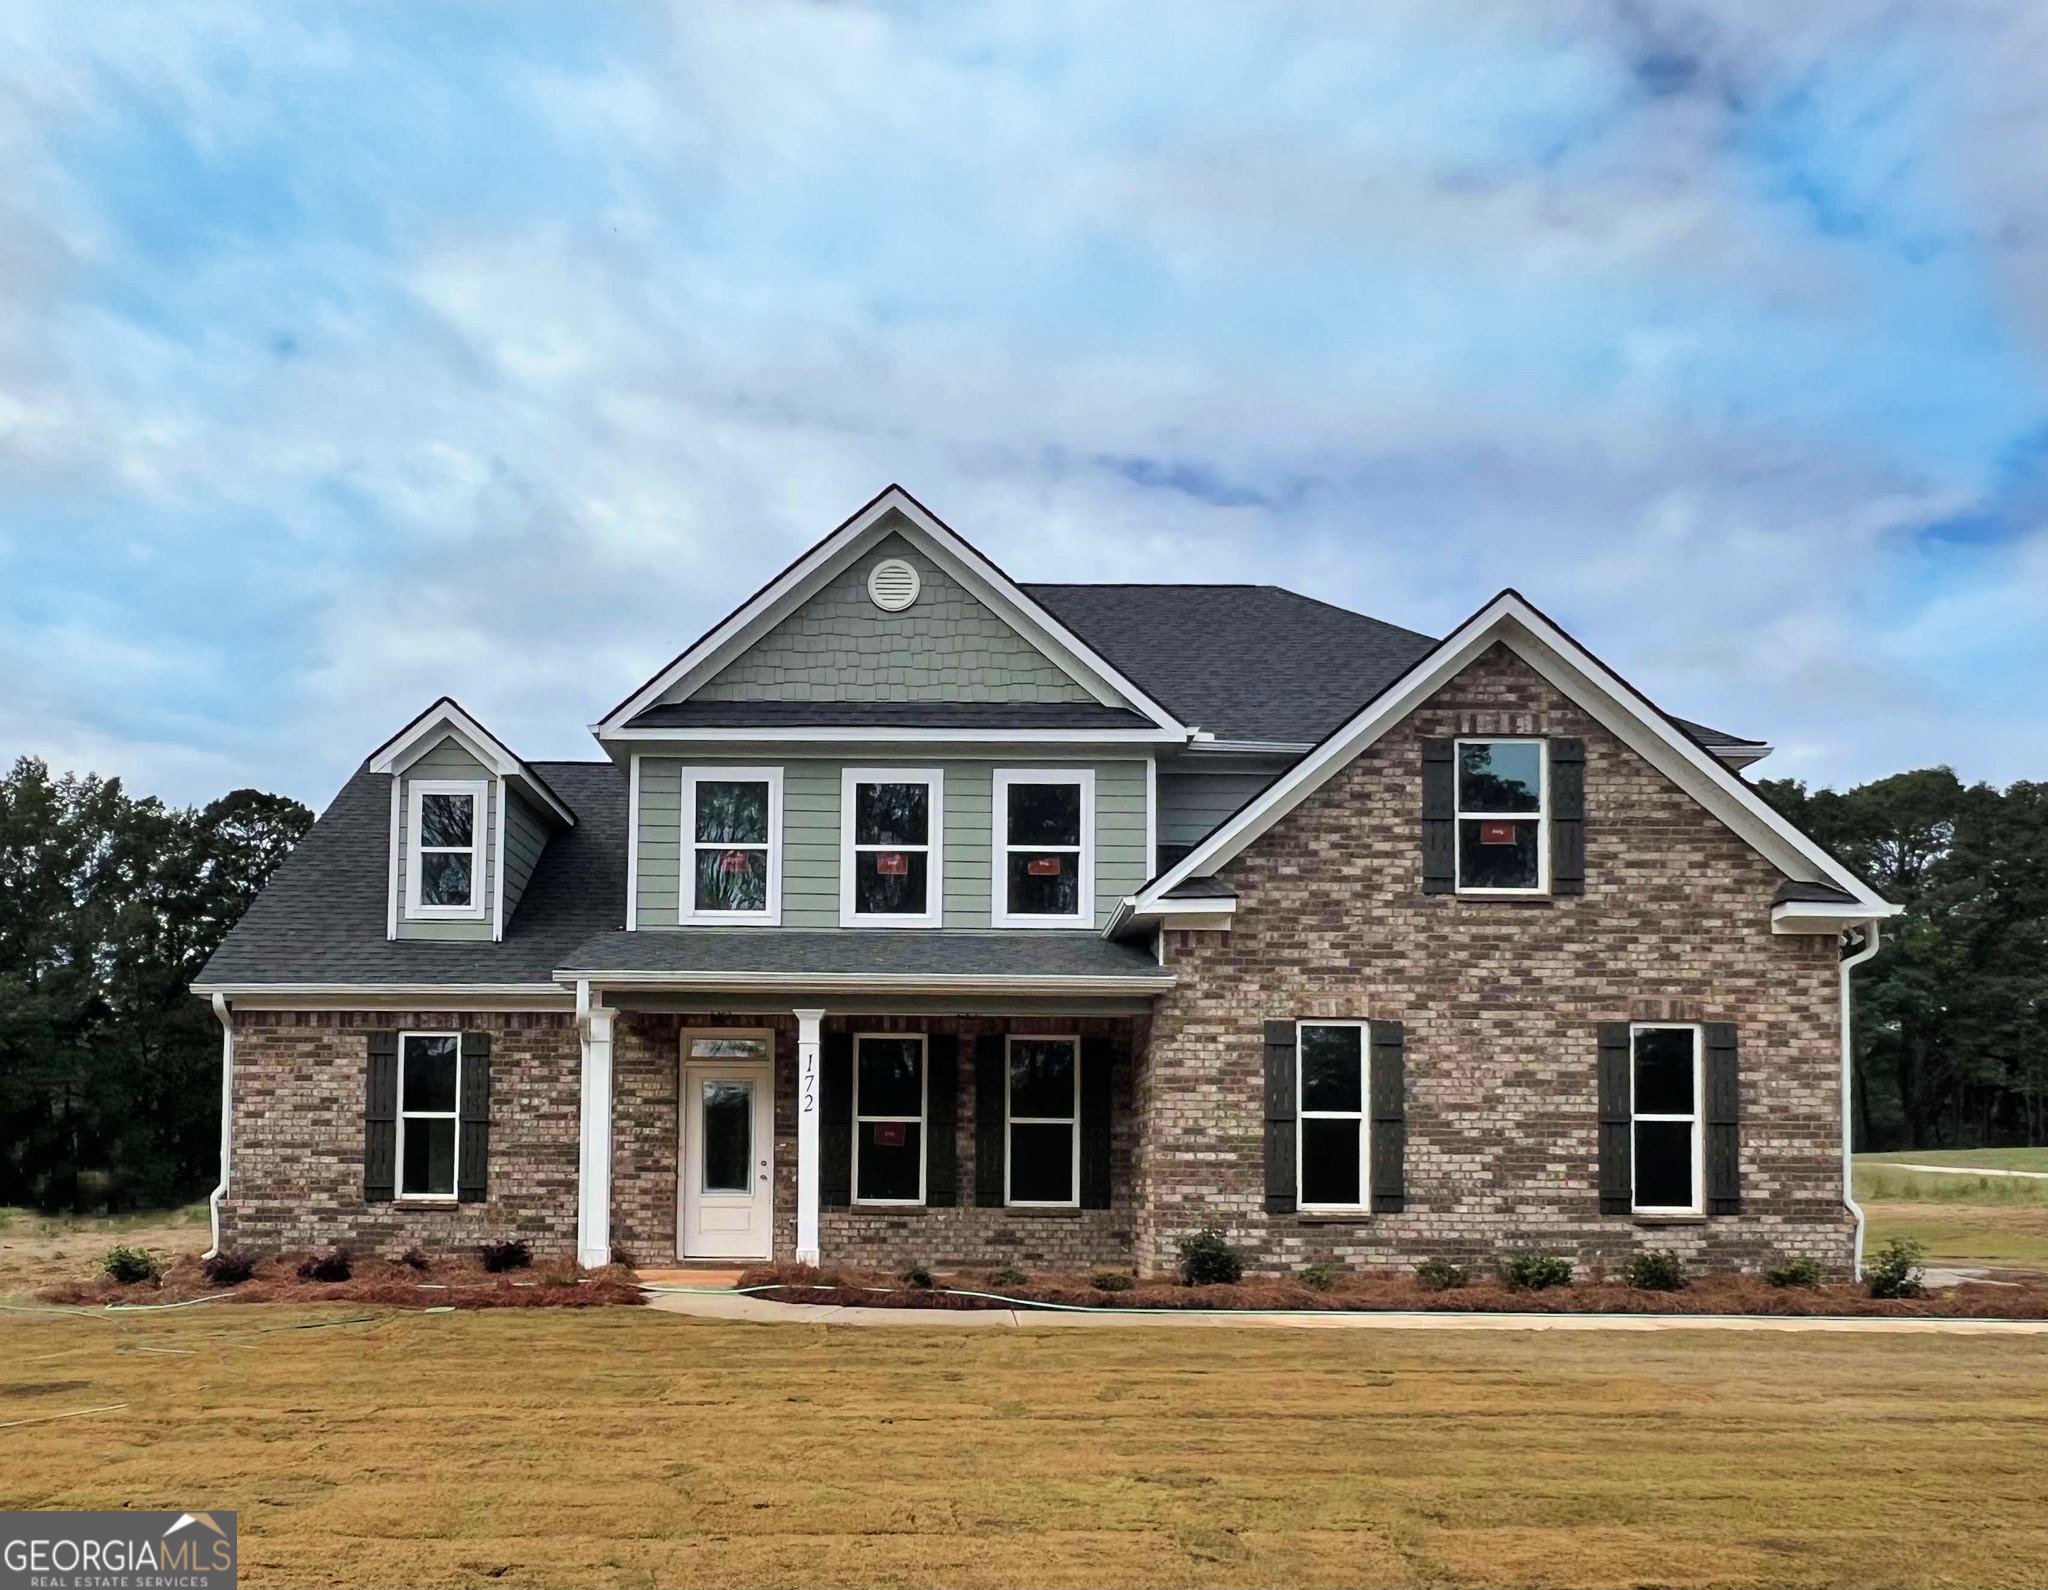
[194,485,1898,1279]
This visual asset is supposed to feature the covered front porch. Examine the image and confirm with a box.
[556,930,1170,1273]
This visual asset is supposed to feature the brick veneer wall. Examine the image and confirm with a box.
[612,1012,1141,1272]
[221,1009,580,1257]
[1135,643,1854,1279]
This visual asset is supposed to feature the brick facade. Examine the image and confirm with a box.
[1136,643,1853,1278]
[220,1009,580,1257]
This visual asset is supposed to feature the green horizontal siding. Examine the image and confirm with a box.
[636,756,1148,929]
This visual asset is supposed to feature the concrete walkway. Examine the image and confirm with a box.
[1884,1161,2048,1179]
[642,1287,2048,1335]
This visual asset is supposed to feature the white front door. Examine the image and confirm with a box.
[680,1033,774,1260]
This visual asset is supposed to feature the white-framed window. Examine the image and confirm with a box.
[853,1033,926,1205]
[1455,738,1547,894]
[839,768,943,927]
[992,769,1095,927]
[680,767,782,925]
[1630,1023,1703,1215]
[1006,1035,1080,1207]
[399,1031,463,1200]
[1296,1021,1370,1210]
[405,780,488,919]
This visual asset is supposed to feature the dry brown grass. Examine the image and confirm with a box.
[1,1306,2044,1588]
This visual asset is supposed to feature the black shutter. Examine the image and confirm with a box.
[1705,1023,1741,1215]
[1368,1021,1406,1213]
[457,1031,491,1203]
[820,1031,853,1209]
[1079,1033,1116,1210]
[1550,738,1585,896]
[926,1034,959,1208]
[974,1033,1006,1207]
[1262,1020,1297,1214]
[1597,1023,1632,1215]
[364,1031,398,1203]
[1422,739,1455,894]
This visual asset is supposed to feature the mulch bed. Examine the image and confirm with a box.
[734,1263,2048,1319]
[40,1251,647,1310]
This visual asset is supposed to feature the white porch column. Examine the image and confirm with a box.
[577,1003,616,1269]
[794,1007,825,1265]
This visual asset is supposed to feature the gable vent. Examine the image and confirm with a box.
[867,558,921,613]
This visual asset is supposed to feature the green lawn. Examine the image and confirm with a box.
[1853,1152,2048,1271]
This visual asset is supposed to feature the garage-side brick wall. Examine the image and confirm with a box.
[1135,643,1851,1279]
[221,1009,579,1257]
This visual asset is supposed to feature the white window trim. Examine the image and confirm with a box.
[1296,1020,1371,1213]
[397,1030,463,1202]
[1453,737,1549,896]
[991,768,1096,928]
[839,767,944,928]
[1005,1034,1081,1209]
[1629,1022,1705,1216]
[404,780,488,920]
[853,1032,927,1207]
[679,766,784,926]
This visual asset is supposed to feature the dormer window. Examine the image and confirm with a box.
[406,780,487,918]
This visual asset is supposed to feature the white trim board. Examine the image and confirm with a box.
[368,696,578,827]
[1125,589,1900,923]
[592,485,1191,738]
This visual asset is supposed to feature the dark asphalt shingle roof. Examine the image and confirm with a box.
[1774,879,1861,906]
[625,700,1149,730]
[557,929,1166,980]
[1026,582,1760,751]
[196,761,628,988]
[1162,876,1238,901]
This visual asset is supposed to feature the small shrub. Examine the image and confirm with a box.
[987,1266,1029,1290]
[1765,1255,1825,1289]
[399,1246,431,1272]
[1414,1256,1470,1292]
[1865,1236,1927,1300]
[1177,1227,1244,1287]
[103,1246,162,1286]
[296,1248,352,1283]
[1091,1271,1135,1293]
[479,1239,532,1274]
[1500,1252,1573,1292]
[1299,1262,1338,1291]
[1620,1248,1687,1292]
[900,1264,935,1290]
[202,1250,258,1288]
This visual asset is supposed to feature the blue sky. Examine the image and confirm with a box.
[3,0,2045,805]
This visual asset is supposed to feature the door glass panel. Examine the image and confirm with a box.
[701,1080,753,1194]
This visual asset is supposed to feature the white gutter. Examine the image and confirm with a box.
[1841,922,1883,1279]
[556,969,1175,995]
[203,992,233,1260]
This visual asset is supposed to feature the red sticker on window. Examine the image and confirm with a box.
[717,849,755,872]
[1026,856,1064,875]
[875,852,909,876]
[1479,821,1520,846]
[873,1122,906,1146]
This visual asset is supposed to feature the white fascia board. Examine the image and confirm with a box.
[592,486,1191,737]
[1134,590,1899,917]
[368,697,577,827]
[191,982,570,1006]
[598,725,1186,746]
[554,969,1176,995]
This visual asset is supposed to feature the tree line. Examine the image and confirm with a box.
[0,755,2038,1212]
[0,757,310,1211]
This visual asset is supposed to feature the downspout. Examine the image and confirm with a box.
[1840,922,1882,1280]
[204,992,234,1260]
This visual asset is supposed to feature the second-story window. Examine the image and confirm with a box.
[993,769,1094,927]
[406,780,486,918]
[1456,739,1546,893]
[841,769,942,927]
[682,768,782,925]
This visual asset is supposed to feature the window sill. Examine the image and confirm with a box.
[999,1206,1084,1219]
[391,1199,461,1210]
[1632,1213,1708,1226]
[1446,895,1556,907]
[1292,1213,1374,1225]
